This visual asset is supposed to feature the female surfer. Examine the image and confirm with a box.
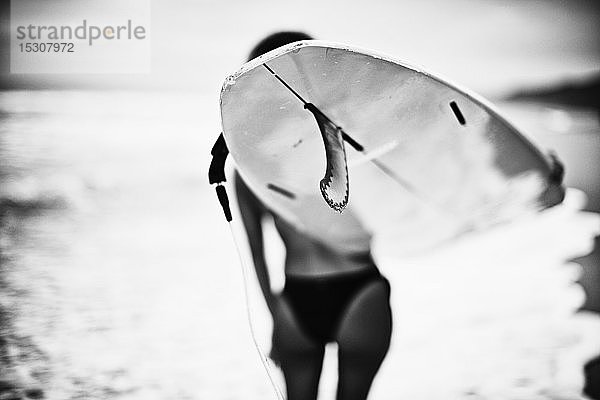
[235,32,392,400]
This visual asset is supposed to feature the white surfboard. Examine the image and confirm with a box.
[220,40,564,255]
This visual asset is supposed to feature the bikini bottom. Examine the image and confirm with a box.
[282,265,388,345]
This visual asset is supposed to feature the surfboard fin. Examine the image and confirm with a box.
[304,103,349,213]
[261,63,350,212]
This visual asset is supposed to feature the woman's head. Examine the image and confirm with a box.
[248,31,313,61]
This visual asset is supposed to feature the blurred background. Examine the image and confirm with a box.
[0,0,599,399]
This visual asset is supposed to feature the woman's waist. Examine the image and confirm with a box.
[284,251,377,279]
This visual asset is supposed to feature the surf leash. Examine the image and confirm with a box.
[209,133,232,221]
[209,134,286,400]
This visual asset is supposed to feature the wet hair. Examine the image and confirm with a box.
[248,31,313,61]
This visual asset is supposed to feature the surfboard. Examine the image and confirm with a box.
[220,40,564,256]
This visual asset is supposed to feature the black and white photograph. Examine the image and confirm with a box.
[0,1,599,399]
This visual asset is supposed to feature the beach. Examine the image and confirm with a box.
[1,89,599,399]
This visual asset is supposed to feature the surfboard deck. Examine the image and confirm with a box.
[220,40,564,255]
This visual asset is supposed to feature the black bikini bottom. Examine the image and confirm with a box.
[282,264,388,345]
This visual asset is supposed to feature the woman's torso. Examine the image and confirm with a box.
[272,213,376,278]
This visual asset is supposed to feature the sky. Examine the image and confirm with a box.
[0,0,599,98]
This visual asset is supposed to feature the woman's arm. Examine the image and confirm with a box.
[234,172,276,314]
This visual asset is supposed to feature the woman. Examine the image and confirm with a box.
[235,32,392,400]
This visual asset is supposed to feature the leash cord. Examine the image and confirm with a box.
[228,223,286,400]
